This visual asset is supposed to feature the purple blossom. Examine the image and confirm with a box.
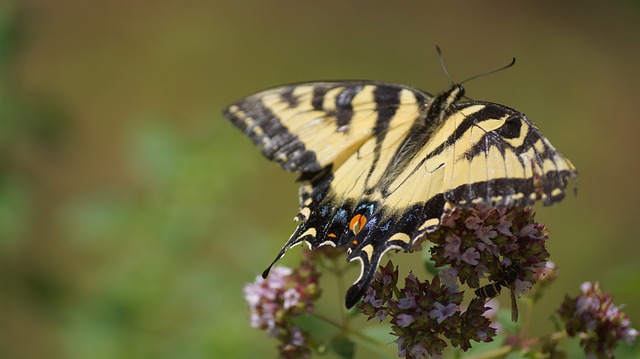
[363,290,383,308]
[243,260,320,359]
[427,206,550,300]
[374,309,387,322]
[359,261,398,320]
[359,265,496,357]
[438,267,459,292]
[518,223,539,238]
[558,282,638,358]
[460,247,480,265]
[474,226,497,243]
[483,298,501,333]
[444,234,462,260]
[266,266,292,290]
[358,205,564,356]
[396,313,415,327]
[409,343,430,358]
[397,295,417,310]
[514,279,532,297]
[283,288,300,309]
[624,328,639,346]
[429,302,458,324]
[442,209,462,227]
[244,278,271,306]
[496,221,512,237]
[464,213,483,230]
[290,326,305,346]
[395,337,407,357]
[476,330,488,341]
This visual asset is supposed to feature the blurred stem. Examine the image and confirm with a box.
[465,345,514,359]
[523,330,568,347]
[345,328,398,357]
[311,311,343,330]
[309,312,397,356]
[464,330,568,359]
[520,296,534,338]
[333,257,349,328]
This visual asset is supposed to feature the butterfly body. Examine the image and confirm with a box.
[225,80,577,309]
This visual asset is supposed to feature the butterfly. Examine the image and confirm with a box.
[224,76,577,308]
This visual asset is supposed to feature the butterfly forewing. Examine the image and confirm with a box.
[225,82,429,173]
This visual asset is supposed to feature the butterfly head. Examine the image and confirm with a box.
[427,84,466,123]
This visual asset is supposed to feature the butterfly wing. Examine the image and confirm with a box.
[435,101,577,207]
[225,81,426,173]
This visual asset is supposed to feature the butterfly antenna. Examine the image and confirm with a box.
[460,57,516,85]
[436,45,457,85]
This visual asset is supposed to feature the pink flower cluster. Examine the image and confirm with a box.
[558,282,638,358]
[243,260,321,358]
[426,205,549,296]
[359,261,496,358]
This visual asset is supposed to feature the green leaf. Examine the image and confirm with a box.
[330,334,355,359]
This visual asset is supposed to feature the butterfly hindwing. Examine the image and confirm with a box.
[225,80,577,309]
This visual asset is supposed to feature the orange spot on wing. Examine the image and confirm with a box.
[328,233,337,238]
[349,214,367,235]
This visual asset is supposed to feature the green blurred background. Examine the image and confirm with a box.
[1,0,639,358]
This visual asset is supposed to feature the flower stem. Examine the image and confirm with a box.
[310,311,398,357]
[333,258,349,327]
[344,328,399,357]
[525,330,569,346]
[464,345,514,359]
[467,331,569,359]
[310,311,344,329]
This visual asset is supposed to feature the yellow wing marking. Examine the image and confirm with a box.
[388,232,411,244]
[330,88,422,201]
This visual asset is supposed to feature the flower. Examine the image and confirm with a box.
[358,205,554,357]
[427,205,549,293]
[359,263,497,358]
[363,290,383,308]
[359,260,398,321]
[429,302,458,324]
[444,234,462,260]
[278,327,310,359]
[558,282,638,358]
[397,295,417,310]
[483,298,501,333]
[243,258,321,359]
[438,267,459,293]
[282,288,300,309]
[374,309,387,322]
[396,313,415,327]
[460,247,480,265]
